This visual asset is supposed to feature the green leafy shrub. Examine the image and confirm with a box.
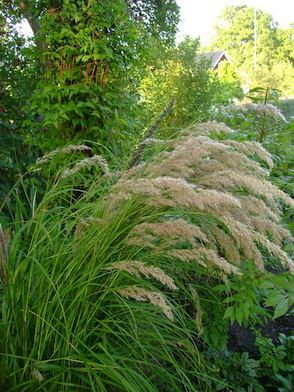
[139,37,217,136]
[221,263,294,326]
[211,61,244,105]
[209,332,294,391]
[211,101,286,142]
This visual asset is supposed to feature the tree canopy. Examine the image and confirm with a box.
[1,0,180,152]
[209,5,294,96]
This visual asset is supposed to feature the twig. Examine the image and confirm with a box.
[128,96,175,168]
[258,87,269,143]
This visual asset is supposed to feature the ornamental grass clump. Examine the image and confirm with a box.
[110,128,293,275]
[0,182,210,391]
[0,121,293,391]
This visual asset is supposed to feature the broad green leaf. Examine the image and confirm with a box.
[273,298,289,319]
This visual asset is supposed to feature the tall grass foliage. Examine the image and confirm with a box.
[0,179,211,391]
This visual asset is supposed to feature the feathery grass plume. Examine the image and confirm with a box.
[110,130,293,274]
[255,234,294,273]
[238,196,280,223]
[112,177,242,215]
[118,286,174,321]
[60,155,110,179]
[143,136,268,180]
[226,216,293,273]
[169,248,240,275]
[127,219,208,249]
[206,226,241,265]
[188,120,234,136]
[111,177,196,207]
[251,218,292,246]
[120,162,146,179]
[193,248,241,275]
[110,260,178,290]
[36,144,92,165]
[190,285,203,334]
[223,140,274,170]
[198,170,294,212]
[222,217,265,271]
[167,249,207,267]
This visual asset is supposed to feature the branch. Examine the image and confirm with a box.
[18,1,47,53]
[19,1,40,35]
[128,96,175,169]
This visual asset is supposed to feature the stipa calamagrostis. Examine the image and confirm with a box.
[109,131,293,278]
[64,126,292,322]
[36,144,92,165]
[187,120,234,136]
[127,219,208,249]
[110,260,178,290]
[118,286,174,321]
[60,155,110,179]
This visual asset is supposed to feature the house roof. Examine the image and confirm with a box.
[196,51,231,70]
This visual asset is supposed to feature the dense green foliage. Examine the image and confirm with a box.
[22,0,180,152]
[0,10,38,223]
[139,37,217,133]
[0,0,183,217]
[210,61,244,105]
[31,0,142,151]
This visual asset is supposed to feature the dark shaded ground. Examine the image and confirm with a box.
[228,315,294,357]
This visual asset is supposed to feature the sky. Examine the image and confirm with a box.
[176,0,294,45]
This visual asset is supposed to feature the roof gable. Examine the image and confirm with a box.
[196,51,231,70]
